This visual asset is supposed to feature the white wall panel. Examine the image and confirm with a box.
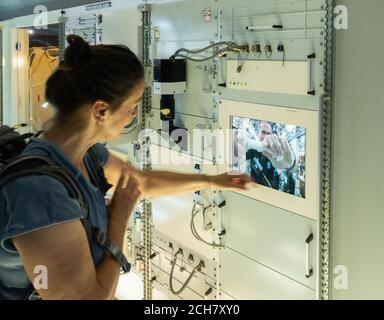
[220,248,316,300]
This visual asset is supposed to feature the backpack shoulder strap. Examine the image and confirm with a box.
[87,145,113,195]
[0,156,88,216]
[86,147,130,273]
[0,155,131,274]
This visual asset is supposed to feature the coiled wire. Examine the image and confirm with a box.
[169,249,204,295]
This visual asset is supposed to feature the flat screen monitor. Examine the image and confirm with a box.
[232,116,306,198]
[218,100,320,220]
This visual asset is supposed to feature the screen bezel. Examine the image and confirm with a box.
[218,100,320,220]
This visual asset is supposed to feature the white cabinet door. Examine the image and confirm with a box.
[220,247,316,300]
[221,192,317,289]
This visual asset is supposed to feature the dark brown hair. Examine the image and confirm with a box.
[45,35,144,116]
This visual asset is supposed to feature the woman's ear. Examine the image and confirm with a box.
[92,100,110,124]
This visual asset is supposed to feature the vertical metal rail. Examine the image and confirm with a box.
[58,11,67,62]
[320,0,335,300]
[0,27,3,125]
[139,2,153,301]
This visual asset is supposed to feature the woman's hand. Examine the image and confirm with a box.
[109,170,141,229]
[207,172,256,191]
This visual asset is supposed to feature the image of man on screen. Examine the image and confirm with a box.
[233,119,304,197]
[247,120,296,188]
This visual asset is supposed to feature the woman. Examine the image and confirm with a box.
[0,35,252,300]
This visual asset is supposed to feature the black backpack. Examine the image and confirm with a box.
[0,124,131,299]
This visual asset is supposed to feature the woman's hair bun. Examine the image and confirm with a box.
[64,34,91,68]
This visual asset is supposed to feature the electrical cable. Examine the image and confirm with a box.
[171,53,218,62]
[170,41,234,58]
[170,42,249,61]
[172,46,238,62]
[236,51,250,73]
[169,249,204,295]
[190,203,224,248]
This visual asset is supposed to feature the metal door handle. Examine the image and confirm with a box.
[307,53,316,95]
[305,233,314,278]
